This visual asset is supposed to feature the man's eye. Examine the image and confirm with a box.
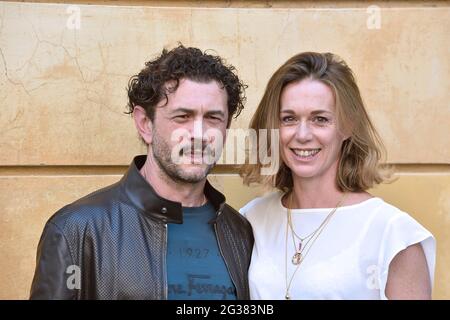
[175,115,189,120]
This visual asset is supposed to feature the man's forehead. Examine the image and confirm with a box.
[168,106,226,114]
[164,78,223,90]
[160,80,227,107]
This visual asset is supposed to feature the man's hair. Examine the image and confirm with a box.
[126,44,246,126]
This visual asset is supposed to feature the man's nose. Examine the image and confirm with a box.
[191,119,208,146]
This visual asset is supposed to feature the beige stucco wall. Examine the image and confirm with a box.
[0,1,449,299]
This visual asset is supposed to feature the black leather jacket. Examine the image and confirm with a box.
[30,155,254,300]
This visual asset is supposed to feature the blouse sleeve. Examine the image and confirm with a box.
[377,212,436,300]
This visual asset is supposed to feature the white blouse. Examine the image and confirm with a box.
[240,191,435,300]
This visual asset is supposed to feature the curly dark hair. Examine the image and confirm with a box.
[126,44,246,126]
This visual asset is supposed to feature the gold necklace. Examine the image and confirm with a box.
[284,192,348,300]
[288,209,323,265]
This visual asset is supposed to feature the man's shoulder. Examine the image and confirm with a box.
[223,203,251,229]
[220,203,254,243]
[222,203,248,224]
[47,180,123,231]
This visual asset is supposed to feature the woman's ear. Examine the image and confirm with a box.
[342,134,351,143]
[133,106,153,145]
[339,124,352,143]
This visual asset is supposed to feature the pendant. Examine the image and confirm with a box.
[291,241,302,265]
[292,252,302,265]
[285,294,290,300]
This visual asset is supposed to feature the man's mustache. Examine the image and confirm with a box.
[176,140,215,155]
[170,141,219,165]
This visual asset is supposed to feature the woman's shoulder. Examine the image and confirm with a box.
[239,190,283,218]
[336,194,427,235]
[365,197,412,221]
[344,193,405,218]
[354,196,430,234]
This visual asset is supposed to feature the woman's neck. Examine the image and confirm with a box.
[286,177,373,209]
[288,179,345,209]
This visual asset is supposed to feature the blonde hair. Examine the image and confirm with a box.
[241,52,391,192]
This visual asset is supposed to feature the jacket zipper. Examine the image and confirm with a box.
[213,221,239,299]
[163,223,168,300]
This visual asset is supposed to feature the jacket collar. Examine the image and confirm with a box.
[120,155,226,224]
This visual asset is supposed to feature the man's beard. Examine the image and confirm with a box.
[151,129,214,184]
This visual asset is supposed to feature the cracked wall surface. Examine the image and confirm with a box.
[0,1,449,299]
[0,2,449,165]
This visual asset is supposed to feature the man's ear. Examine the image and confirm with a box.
[133,106,153,145]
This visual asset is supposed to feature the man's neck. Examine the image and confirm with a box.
[139,154,207,207]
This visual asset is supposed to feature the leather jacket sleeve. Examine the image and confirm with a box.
[30,222,77,300]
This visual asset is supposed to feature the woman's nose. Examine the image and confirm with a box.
[294,122,313,142]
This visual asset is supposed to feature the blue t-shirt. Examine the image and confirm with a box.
[167,202,237,300]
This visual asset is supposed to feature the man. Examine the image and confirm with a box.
[30,45,253,299]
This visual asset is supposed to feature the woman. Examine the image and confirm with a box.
[240,52,435,300]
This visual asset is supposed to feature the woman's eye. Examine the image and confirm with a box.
[281,116,295,123]
[314,116,329,124]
